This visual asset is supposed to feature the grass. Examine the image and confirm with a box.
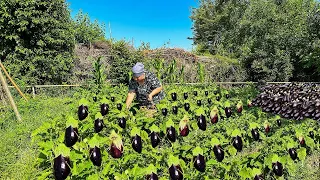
[0,95,72,179]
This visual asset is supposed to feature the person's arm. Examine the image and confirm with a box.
[126,79,136,109]
[149,85,163,99]
[148,73,163,101]
[126,91,136,109]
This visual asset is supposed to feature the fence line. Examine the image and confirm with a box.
[7,81,320,89]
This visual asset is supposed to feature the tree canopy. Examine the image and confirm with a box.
[191,0,320,82]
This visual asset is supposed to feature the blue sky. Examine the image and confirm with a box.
[67,0,199,51]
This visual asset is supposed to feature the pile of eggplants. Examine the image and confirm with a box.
[252,83,320,121]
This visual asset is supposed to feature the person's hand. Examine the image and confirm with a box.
[148,94,153,102]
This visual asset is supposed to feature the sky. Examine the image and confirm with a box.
[67,0,199,51]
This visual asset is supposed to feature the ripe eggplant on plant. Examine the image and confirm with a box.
[272,161,283,176]
[90,146,102,166]
[169,165,183,180]
[194,154,206,172]
[276,120,281,127]
[197,100,202,106]
[172,106,178,115]
[251,128,260,141]
[94,118,104,133]
[232,136,243,152]
[100,103,109,116]
[171,92,177,101]
[184,103,190,111]
[117,103,122,111]
[288,148,297,160]
[205,91,208,96]
[264,124,270,134]
[225,107,232,118]
[211,114,218,124]
[179,116,189,137]
[193,91,198,96]
[207,98,212,105]
[53,154,71,180]
[65,126,79,147]
[180,125,189,137]
[254,175,264,180]
[299,136,305,145]
[150,132,160,148]
[167,126,177,142]
[216,96,221,101]
[309,131,314,139]
[109,131,123,158]
[78,104,88,120]
[93,96,97,102]
[183,92,188,100]
[146,173,159,180]
[210,106,219,124]
[110,96,115,102]
[197,114,207,131]
[132,135,142,153]
[118,117,126,129]
[213,145,224,162]
[162,108,168,116]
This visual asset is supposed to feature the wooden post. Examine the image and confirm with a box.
[32,86,36,98]
[0,61,28,101]
[0,68,21,122]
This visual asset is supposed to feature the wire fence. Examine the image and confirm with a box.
[6,81,320,96]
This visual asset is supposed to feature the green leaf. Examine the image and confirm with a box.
[228,146,237,156]
[206,159,217,166]
[145,164,157,175]
[130,127,141,137]
[38,141,54,151]
[195,108,206,116]
[239,168,251,179]
[95,112,103,120]
[66,116,78,128]
[297,147,307,161]
[287,142,295,149]
[271,154,280,163]
[166,119,175,128]
[250,168,261,177]
[167,154,180,166]
[117,112,127,118]
[249,122,259,130]
[149,124,160,133]
[37,170,51,180]
[79,98,89,106]
[305,136,315,148]
[88,134,100,148]
[210,137,220,146]
[70,150,83,160]
[231,129,241,137]
[54,144,70,157]
[192,146,204,156]
[224,101,231,107]
[102,161,112,175]
[87,174,99,180]
[100,98,110,104]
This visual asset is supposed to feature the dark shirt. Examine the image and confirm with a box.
[129,71,165,106]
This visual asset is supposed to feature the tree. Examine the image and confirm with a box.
[191,0,320,82]
[108,40,142,84]
[73,10,106,44]
[0,0,75,84]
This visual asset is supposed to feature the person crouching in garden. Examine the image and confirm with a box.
[125,62,165,110]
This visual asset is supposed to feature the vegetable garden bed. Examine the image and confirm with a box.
[31,84,320,180]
